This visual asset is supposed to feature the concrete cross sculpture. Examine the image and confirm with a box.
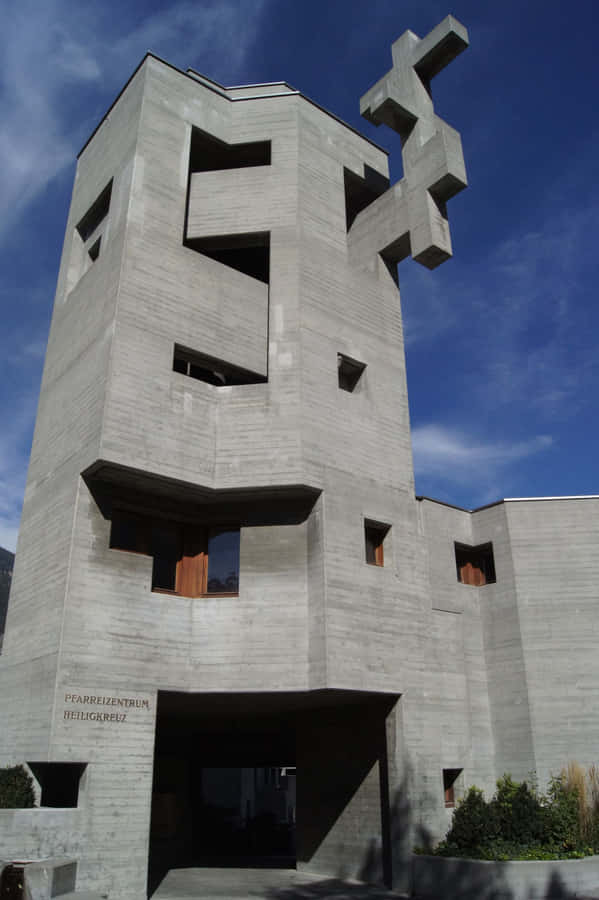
[349,15,469,271]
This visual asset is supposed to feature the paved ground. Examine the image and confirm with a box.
[153,868,405,900]
[152,867,599,900]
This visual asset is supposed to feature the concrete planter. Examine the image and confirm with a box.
[412,852,599,899]
[0,809,83,862]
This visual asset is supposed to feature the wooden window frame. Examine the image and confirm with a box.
[364,520,390,567]
[443,768,462,808]
[110,511,239,598]
[454,541,496,586]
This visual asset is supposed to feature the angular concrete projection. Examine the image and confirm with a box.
[353,16,468,269]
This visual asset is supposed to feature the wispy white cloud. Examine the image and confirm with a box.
[403,196,599,430]
[0,0,267,243]
[413,424,552,476]
[411,424,553,505]
[0,385,38,552]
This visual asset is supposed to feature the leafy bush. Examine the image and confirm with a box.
[0,764,36,808]
[429,766,599,861]
[439,786,495,856]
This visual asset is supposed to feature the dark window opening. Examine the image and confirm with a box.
[76,181,112,242]
[28,762,87,808]
[189,127,271,173]
[443,768,462,808]
[338,354,366,392]
[344,166,389,230]
[455,542,496,586]
[151,521,182,593]
[109,511,150,555]
[88,236,101,262]
[173,345,266,387]
[185,232,270,284]
[365,520,390,567]
[110,510,240,598]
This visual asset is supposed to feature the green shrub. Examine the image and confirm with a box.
[442,786,496,854]
[490,774,544,846]
[429,768,599,861]
[0,764,36,808]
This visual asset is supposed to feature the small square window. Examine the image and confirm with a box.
[455,542,496,586]
[364,520,389,566]
[443,768,462,808]
[338,354,366,392]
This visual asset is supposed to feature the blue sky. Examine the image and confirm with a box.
[1,0,598,551]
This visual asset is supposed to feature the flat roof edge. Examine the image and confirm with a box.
[416,493,599,514]
[78,52,388,160]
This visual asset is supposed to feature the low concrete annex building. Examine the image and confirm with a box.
[1,16,598,899]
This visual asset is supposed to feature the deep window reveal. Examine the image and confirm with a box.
[110,510,240,597]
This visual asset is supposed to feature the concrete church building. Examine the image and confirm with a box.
[1,15,598,899]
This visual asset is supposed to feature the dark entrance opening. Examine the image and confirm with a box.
[149,694,296,892]
[148,690,397,896]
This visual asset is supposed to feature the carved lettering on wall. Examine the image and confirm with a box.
[62,692,151,724]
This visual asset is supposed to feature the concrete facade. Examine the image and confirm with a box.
[0,16,598,900]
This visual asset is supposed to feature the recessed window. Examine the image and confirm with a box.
[88,236,101,262]
[28,762,87,808]
[364,520,390,566]
[338,354,366,392]
[67,180,113,293]
[173,345,266,387]
[443,768,462,808]
[455,542,496,586]
[76,181,112,243]
[185,231,270,283]
[110,511,240,597]
[189,127,271,173]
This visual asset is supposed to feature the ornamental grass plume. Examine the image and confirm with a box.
[560,761,599,846]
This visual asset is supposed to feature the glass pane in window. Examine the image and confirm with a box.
[206,529,240,593]
[151,522,181,591]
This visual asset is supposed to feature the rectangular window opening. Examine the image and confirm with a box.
[364,520,390,567]
[189,126,271,173]
[443,768,462,808]
[455,542,496,586]
[173,345,266,387]
[110,510,240,598]
[185,232,270,284]
[76,181,112,243]
[338,353,366,392]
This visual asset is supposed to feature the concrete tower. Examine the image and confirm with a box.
[0,16,531,898]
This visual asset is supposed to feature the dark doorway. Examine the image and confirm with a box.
[148,690,397,896]
[149,695,297,892]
